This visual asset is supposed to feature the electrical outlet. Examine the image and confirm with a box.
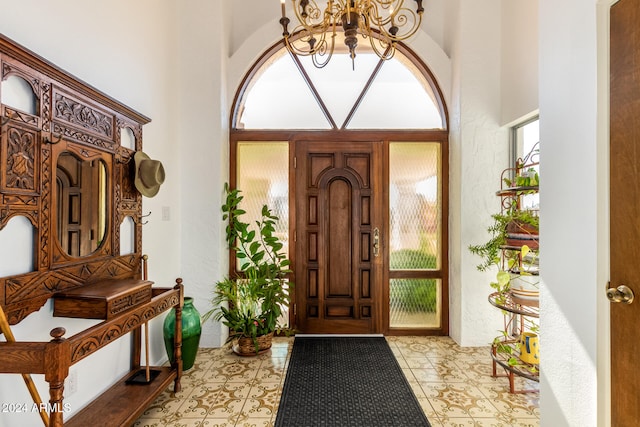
[66,369,77,396]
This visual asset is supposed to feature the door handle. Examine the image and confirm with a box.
[606,284,635,304]
[373,227,380,257]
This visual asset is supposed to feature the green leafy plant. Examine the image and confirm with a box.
[503,168,539,188]
[203,183,292,353]
[468,209,539,297]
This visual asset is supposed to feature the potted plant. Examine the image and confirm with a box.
[470,209,540,372]
[203,183,292,355]
[468,209,539,300]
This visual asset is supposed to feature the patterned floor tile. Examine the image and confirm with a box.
[420,382,501,418]
[437,417,481,426]
[178,384,226,418]
[424,358,471,383]
[477,384,540,418]
[134,336,539,426]
[240,383,281,418]
[471,417,540,427]
[255,358,287,383]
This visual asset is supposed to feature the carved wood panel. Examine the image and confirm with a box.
[2,254,141,325]
[0,34,151,323]
[68,288,179,364]
[5,126,38,192]
[53,92,114,140]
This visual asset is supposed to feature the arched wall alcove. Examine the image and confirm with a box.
[0,215,35,277]
[1,74,38,115]
[120,215,136,255]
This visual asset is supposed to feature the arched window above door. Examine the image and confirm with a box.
[234,43,446,130]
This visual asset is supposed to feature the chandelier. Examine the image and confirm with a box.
[279,0,425,69]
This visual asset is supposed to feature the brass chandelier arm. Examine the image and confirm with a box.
[280,0,425,68]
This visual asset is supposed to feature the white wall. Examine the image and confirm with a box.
[176,0,230,348]
[447,0,511,346]
[0,1,182,425]
[539,0,601,425]
[501,0,539,125]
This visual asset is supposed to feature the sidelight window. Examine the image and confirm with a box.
[389,142,443,329]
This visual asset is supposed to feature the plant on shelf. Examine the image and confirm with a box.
[468,208,539,302]
[471,209,540,374]
[502,167,539,188]
[474,143,541,387]
[203,183,292,354]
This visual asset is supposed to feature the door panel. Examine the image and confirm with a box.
[295,141,383,334]
[610,1,640,425]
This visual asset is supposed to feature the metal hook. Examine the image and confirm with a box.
[138,211,151,225]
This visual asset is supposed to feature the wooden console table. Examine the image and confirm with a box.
[0,281,183,427]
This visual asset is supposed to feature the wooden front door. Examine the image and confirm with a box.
[295,141,383,334]
[610,1,640,425]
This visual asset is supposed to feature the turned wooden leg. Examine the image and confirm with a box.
[173,278,184,393]
[47,380,65,427]
[44,328,70,427]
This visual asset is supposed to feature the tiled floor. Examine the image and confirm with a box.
[134,336,539,427]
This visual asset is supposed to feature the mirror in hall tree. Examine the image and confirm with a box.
[56,151,108,257]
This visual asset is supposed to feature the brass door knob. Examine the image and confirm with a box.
[606,284,635,304]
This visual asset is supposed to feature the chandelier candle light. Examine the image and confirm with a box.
[279,0,424,69]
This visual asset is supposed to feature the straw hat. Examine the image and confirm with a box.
[134,151,165,198]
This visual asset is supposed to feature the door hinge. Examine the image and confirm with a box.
[294,157,297,168]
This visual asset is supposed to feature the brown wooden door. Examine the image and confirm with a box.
[295,141,383,334]
[610,1,640,425]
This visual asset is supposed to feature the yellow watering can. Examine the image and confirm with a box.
[519,332,539,365]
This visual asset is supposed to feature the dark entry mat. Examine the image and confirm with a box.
[274,336,431,427]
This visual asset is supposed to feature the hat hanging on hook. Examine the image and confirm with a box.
[134,151,165,198]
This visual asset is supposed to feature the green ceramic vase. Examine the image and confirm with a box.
[163,296,201,371]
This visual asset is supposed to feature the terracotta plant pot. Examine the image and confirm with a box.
[505,237,539,250]
[506,220,538,238]
[505,220,539,249]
